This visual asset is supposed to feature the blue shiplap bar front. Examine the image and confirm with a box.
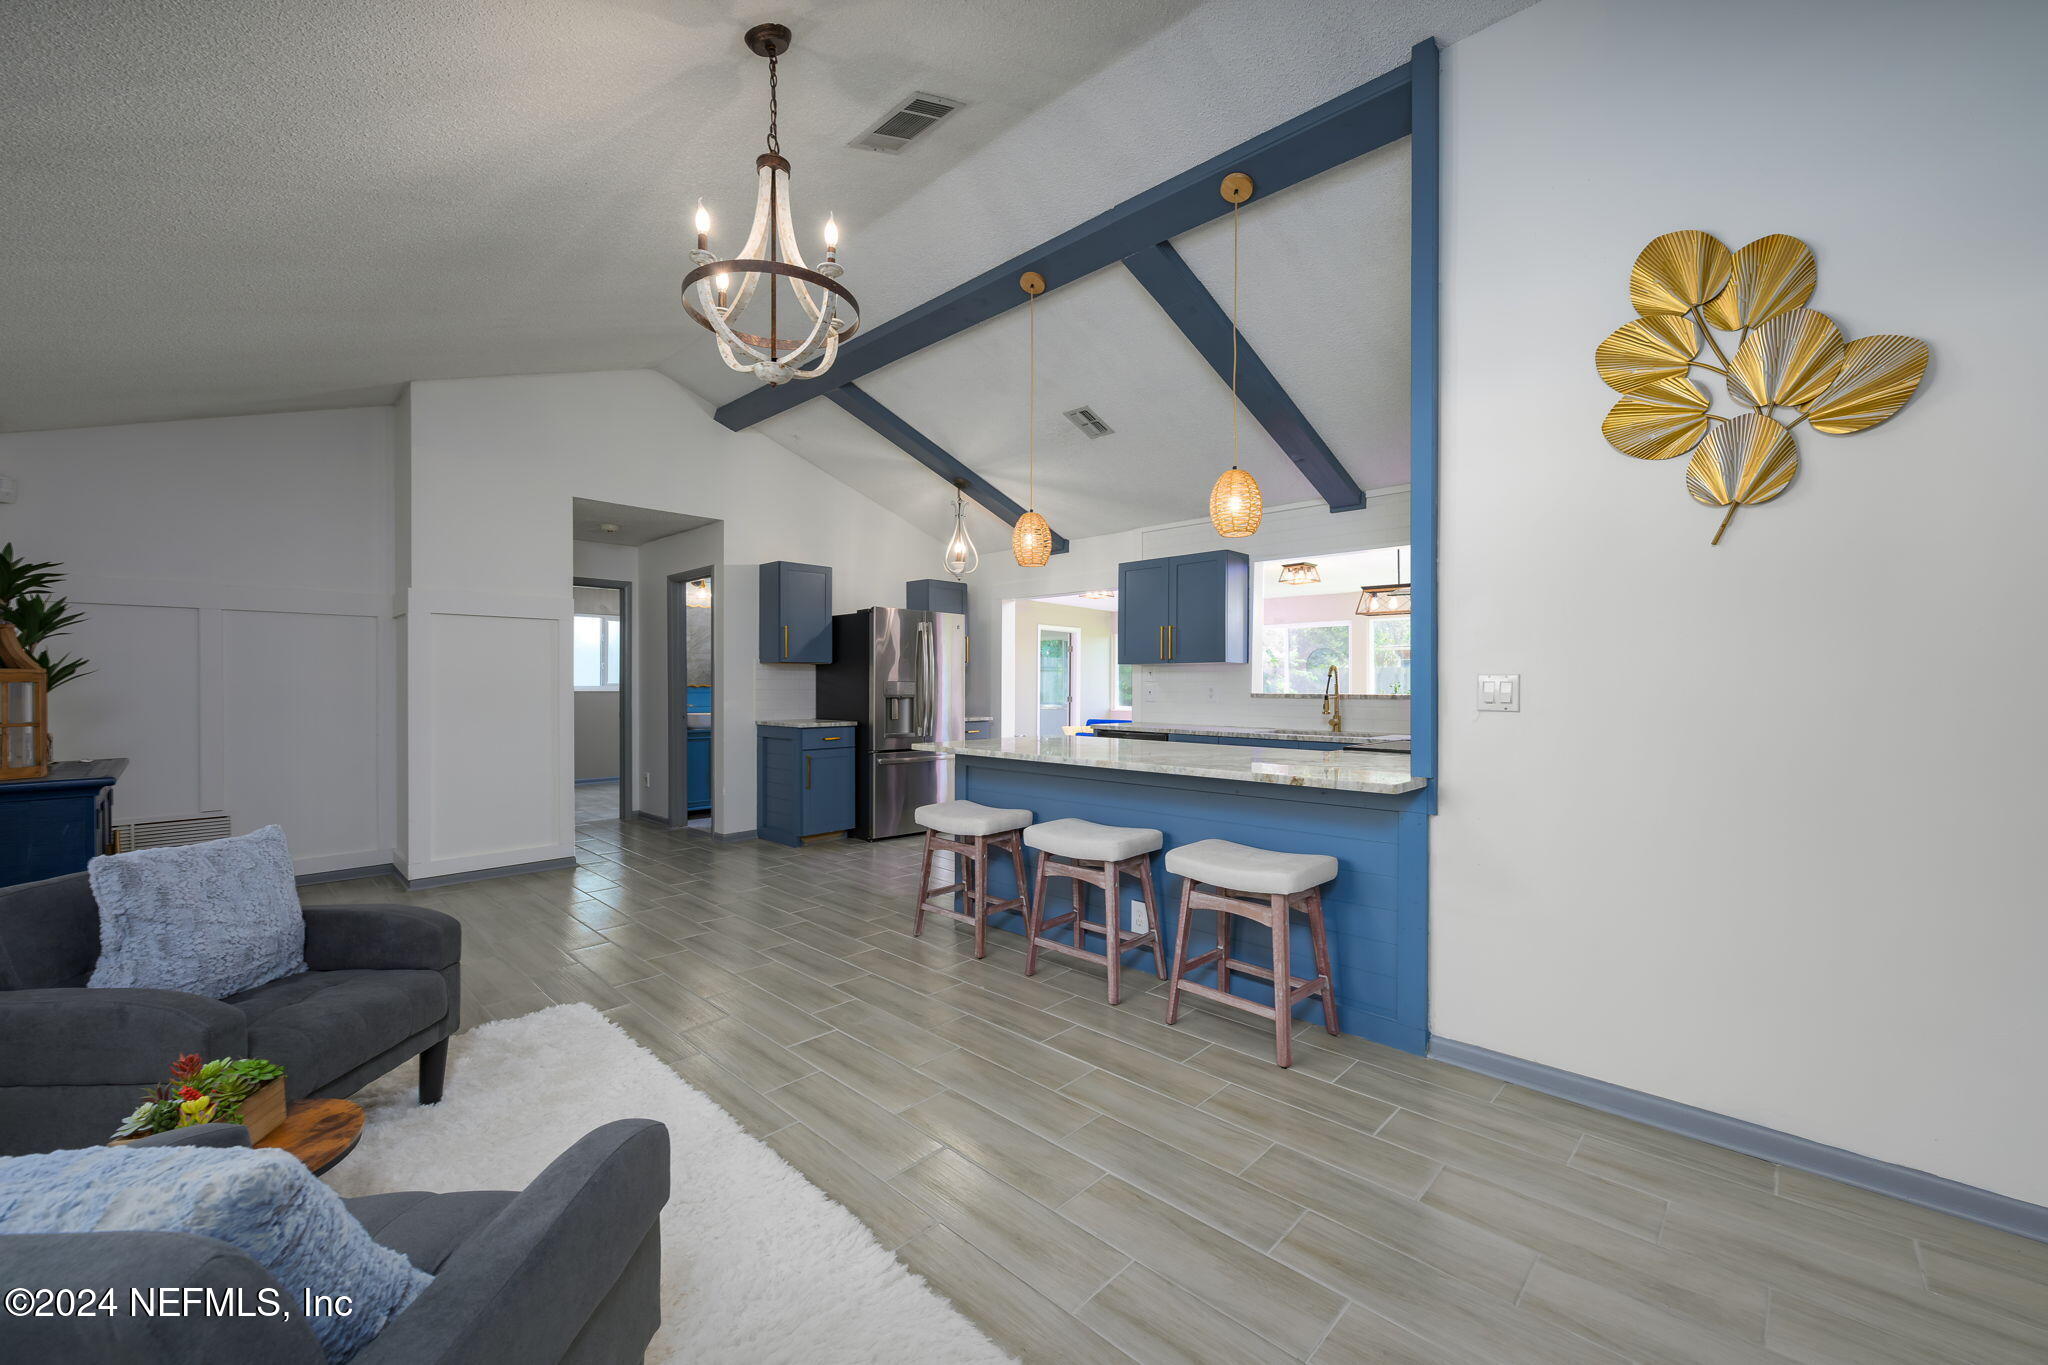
[953,755,1429,1055]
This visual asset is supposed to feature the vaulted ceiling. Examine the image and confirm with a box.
[2,0,1536,542]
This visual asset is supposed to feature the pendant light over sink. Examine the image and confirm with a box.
[1012,271,1053,568]
[1208,172,1263,538]
[681,23,860,385]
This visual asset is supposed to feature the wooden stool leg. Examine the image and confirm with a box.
[1009,835,1029,927]
[1025,848,1048,976]
[971,835,989,959]
[914,831,934,937]
[1307,886,1339,1035]
[1270,893,1293,1068]
[1135,854,1163,977]
[1104,863,1123,1007]
[1164,876,1194,1025]
[1215,901,1233,997]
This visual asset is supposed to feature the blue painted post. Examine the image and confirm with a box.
[1407,38,1441,794]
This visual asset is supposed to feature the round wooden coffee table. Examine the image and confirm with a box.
[255,1099,366,1175]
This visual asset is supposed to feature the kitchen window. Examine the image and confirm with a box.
[573,614,623,691]
[1254,547,1411,696]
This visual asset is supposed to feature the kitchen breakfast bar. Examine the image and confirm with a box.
[914,733,1431,1054]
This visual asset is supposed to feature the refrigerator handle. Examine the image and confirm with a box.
[916,618,934,737]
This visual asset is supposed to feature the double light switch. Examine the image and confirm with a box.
[1477,674,1520,712]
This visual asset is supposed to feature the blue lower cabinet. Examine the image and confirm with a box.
[964,722,991,740]
[0,759,125,889]
[685,731,712,814]
[757,726,855,846]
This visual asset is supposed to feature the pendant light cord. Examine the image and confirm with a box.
[1027,289,1036,511]
[1230,197,1241,470]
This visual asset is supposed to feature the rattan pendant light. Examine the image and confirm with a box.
[1012,271,1053,567]
[1208,172,1262,537]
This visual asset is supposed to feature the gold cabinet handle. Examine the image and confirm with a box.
[805,755,813,790]
[821,734,840,741]
[1157,624,1165,660]
[782,624,790,659]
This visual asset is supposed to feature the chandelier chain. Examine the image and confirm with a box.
[766,53,781,155]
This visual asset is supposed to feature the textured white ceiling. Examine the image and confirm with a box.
[0,0,1201,431]
[4,0,1535,546]
[570,498,715,546]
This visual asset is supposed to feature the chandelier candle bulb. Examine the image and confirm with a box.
[694,201,710,251]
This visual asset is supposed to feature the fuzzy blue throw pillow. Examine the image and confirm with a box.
[0,1144,430,1361]
[88,824,307,998]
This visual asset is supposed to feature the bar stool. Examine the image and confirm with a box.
[1163,838,1340,1068]
[1021,818,1164,1005]
[912,800,1032,959]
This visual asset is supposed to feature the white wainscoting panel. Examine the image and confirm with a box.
[426,612,567,870]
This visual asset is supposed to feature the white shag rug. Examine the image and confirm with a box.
[324,1004,1010,1364]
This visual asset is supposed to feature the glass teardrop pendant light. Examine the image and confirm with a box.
[942,478,979,578]
[1012,271,1053,567]
[1209,172,1262,537]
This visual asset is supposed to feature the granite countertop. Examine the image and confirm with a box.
[756,718,859,729]
[915,734,1424,795]
[1091,720,1410,749]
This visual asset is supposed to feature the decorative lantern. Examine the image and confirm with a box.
[0,624,50,781]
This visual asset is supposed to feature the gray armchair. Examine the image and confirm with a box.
[0,870,460,1155]
[0,1119,670,1365]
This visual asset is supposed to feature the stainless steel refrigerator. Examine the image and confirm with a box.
[816,607,966,840]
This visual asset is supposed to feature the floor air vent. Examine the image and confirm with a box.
[114,814,234,852]
[850,92,964,153]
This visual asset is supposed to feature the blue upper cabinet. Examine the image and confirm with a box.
[905,579,968,615]
[1117,558,1173,664]
[760,562,833,663]
[1117,550,1249,664]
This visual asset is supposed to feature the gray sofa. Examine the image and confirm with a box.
[0,870,461,1155]
[0,1119,669,1364]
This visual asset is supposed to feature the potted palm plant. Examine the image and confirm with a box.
[0,545,92,774]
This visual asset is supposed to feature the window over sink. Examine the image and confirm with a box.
[1254,548,1411,697]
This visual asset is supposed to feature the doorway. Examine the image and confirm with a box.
[572,577,631,824]
[1037,626,1077,736]
[667,568,714,830]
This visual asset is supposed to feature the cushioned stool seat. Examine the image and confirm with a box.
[913,800,1033,838]
[1021,819,1164,1005]
[1164,839,1337,897]
[912,802,1032,958]
[1024,818,1163,863]
[1164,838,1340,1067]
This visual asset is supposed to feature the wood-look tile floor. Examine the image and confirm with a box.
[309,821,2048,1364]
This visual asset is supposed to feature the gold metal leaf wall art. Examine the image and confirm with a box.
[1687,413,1799,544]
[1595,230,1929,543]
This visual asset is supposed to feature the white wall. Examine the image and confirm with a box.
[1436,0,2048,1203]
[398,370,943,873]
[0,408,398,874]
[966,495,1413,736]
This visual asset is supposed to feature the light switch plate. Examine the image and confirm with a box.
[1478,674,1520,712]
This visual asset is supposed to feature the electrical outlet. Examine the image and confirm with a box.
[1128,898,1150,934]
[0,474,17,503]
[644,772,654,787]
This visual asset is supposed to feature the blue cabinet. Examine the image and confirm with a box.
[1116,550,1249,664]
[757,725,855,846]
[760,562,833,663]
[0,759,125,889]
[905,579,968,615]
[685,731,711,814]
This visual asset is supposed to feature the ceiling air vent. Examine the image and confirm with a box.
[1063,406,1114,439]
[850,92,965,153]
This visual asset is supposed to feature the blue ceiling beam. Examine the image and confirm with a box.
[824,384,1069,554]
[1122,240,1366,512]
[715,60,1415,433]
